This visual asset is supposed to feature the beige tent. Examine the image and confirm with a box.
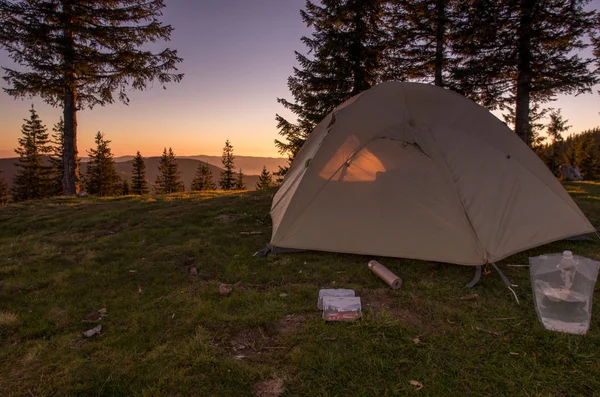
[267,82,596,266]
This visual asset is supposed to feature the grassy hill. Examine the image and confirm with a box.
[0,183,599,396]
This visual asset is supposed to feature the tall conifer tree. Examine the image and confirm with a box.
[131,151,148,195]
[155,147,184,194]
[275,0,390,168]
[220,140,236,190]
[0,0,183,195]
[451,0,597,146]
[11,105,54,201]
[85,131,119,196]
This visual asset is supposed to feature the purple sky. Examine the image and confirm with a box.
[1,0,599,158]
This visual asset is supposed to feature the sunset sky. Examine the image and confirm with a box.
[1,0,599,159]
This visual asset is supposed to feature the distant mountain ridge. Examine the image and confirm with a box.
[78,154,288,175]
[0,156,263,191]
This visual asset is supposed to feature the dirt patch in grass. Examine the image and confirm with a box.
[360,289,424,327]
[253,378,285,397]
[222,327,271,359]
[276,313,310,336]
[47,307,69,329]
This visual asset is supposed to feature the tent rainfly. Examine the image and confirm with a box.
[264,82,596,267]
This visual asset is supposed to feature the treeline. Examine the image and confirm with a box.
[0,107,276,205]
[275,0,599,175]
[538,125,600,181]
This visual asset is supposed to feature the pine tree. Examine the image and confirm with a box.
[0,0,183,195]
[389,0,460,87]
[131,151,149,195]
[275,0,390,167]
[256,166,273,191]
[49,118,65,195]
[0,170,9,205]
[575,133,595,180]
[11,105,54,201]
[544,109,569,176]
[191,163,216,191]
[234,169,246,190]
[155,147,184,194]
[451,0,597,146]
[85,131,119,196]
[122,179,131,195]
[220,140,236,190]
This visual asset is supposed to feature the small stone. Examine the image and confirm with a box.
[219,283,233,297]
[412,337,421,344]
[279,293,288,298]
[332,281,337,285]
[83,324,102,338]
[188,266,198,277]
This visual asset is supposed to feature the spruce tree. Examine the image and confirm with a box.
[256,166,273,191]
[49,118,65,195]
[191,163,216,191]
[122,179,131,195]
[234,169,246,190]
[544,109,569,176]
[0,0,183,195]
[85,131,119,196]
[0,170,9,205]
[155,147,184,194]
[389,0,459,87]
[131,151,149,195]
[275,0,390,167]
[220,140,236,190]
[451,0,597,146]
[575,133,595,180]
[11,105,54,201]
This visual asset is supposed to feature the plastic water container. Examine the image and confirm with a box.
[530,251,600,334]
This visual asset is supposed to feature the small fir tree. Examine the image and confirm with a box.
[155,147,184,194]
[49,118,65,195]
[234,169,246,190]
[576,133,596,180]
[256,166,273,191]
[131,151,149,195]
[122,179,131,195]
[0,170,9,205]
[191,163,216,191]
[85,132,119,196]
[220,140,236,190]
[11,105,54,201]
[544,109,569,176]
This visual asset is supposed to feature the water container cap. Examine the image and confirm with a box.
[563,250,573,259]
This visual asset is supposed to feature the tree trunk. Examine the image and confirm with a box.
[434,0,445,87]
[62,89,79,195]
[61,0,80,195]
[515,0,534,146]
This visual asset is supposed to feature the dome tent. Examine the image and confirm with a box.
[265,82,596,266]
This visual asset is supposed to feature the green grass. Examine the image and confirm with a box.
[1,183,599,396]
